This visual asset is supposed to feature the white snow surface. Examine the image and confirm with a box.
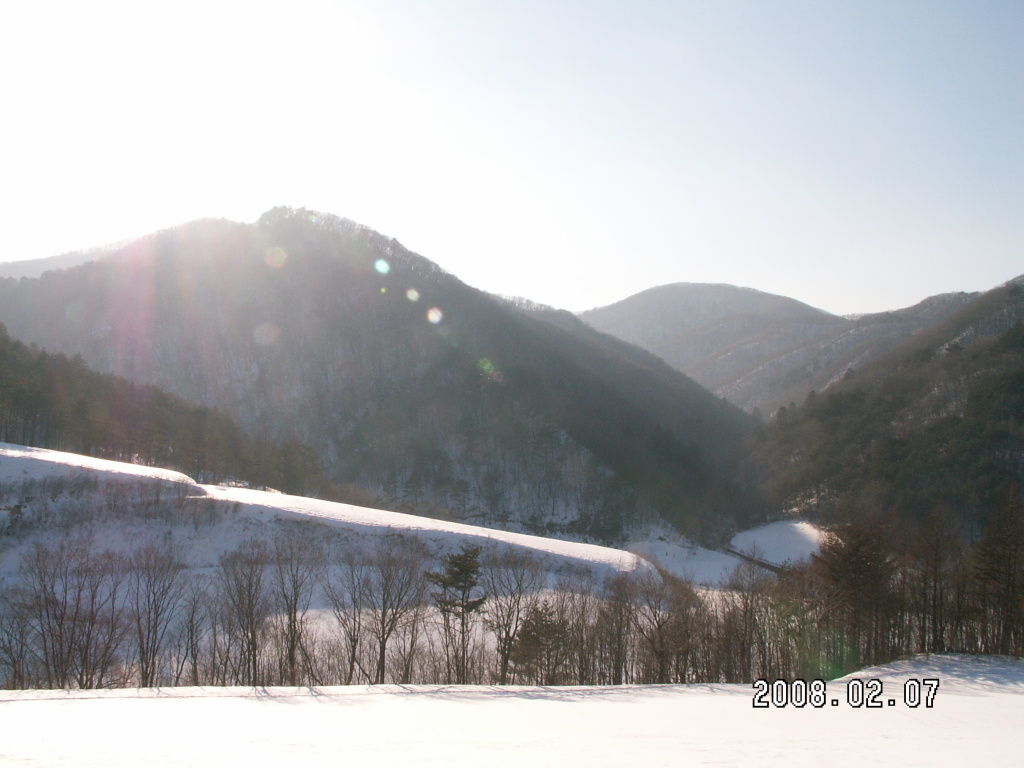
[201,484,649,574]
[0,654,1018,766]
[729,520,825,566]
[0,442,195,487]
[628,534,743,585]
[0,442,822,584]
[0,442,648,578]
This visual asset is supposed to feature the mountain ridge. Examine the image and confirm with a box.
[581,281,986,413]
[0,208,755,543]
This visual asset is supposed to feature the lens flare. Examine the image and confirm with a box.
[253,322,281,346]
[374,259,391,275]
[265,247,288,269]
[406,288,420,302]
[478,358,495,374]
[427,307,444,325]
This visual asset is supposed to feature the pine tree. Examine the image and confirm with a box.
[426,546,486,683]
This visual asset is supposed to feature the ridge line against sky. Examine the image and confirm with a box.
[1,0,1021,316]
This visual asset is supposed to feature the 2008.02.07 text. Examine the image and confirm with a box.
[752,678,939,709]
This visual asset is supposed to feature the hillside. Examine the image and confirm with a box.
[0,208,755,542]
[0,442,646,580]
[581,282,979,414]
[749,278,1024,529]
[0,323,324,493]
[0,247,112,280]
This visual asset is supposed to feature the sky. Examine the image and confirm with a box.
[1,0,1021,315]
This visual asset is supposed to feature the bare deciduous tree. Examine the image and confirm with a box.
[217,539,270,686]
[127,540,187,687]
[482,549,542,684]
[270,528,324,685]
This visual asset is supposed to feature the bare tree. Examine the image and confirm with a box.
[171,574,211,686]
[127,540,187,687]
[217,539,271,686]
[325,545,372,685]
[482,549,542,684]
[0,588,32,688]
[15,539,128,688]
[595,573,636,686]
[363,535,428,684]
[269,528,325,685]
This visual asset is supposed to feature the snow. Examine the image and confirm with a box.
[0,655,1019,766]
[200,484,650,575]
[1,442,826,585]
[729,520,825,566]
[0,442,196,487]
[0,443,649,579]
[628,534,743,585]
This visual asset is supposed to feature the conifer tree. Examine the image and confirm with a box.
[426,545,486,683]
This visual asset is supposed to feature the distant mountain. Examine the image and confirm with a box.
[580,283,979,414]
[0,208,755,543]
[0,247,119,280]
[748,277,1024,530]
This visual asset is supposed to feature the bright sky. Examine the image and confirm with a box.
[1,0,1021,315]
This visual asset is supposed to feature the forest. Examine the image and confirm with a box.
[0,321,329,496]
[1,487,1021,690]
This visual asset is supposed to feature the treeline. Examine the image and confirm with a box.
[2,494,1022,690]
[0,322,327,495]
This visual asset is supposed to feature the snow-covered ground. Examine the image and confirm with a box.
[201,484,648,575]
[0,442,196,487]
[628,533,743,585]
[0,442,822,586]
[0,442,648,580]
[729,519,825,567]
[628,520,827,586]
[0,654,1018,766]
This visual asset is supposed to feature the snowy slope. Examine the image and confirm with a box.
[0,442,197,487]
[200,484,648,574]
[0,654,1018,767]
[1,442,820,584]
[0,443,649,579]
[628,533,743,585]
[729,520,825,566]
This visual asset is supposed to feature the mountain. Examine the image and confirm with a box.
[580,283,979,414]
[0,322,325,492]
[0,247,117,280]
[748,277,1024,530]
[0,208,755,543]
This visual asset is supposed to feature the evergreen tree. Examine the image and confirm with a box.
[426,545,486,683]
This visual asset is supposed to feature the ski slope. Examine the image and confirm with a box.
[0,655,1018,766]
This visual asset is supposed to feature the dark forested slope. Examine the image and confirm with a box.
[0,208,755,541]
[0,322,325,492]
[749,278,1024,535]
[581,282,979,414]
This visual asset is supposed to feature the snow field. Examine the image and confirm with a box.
[0,655,1019,767]
[729,520,825,566]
